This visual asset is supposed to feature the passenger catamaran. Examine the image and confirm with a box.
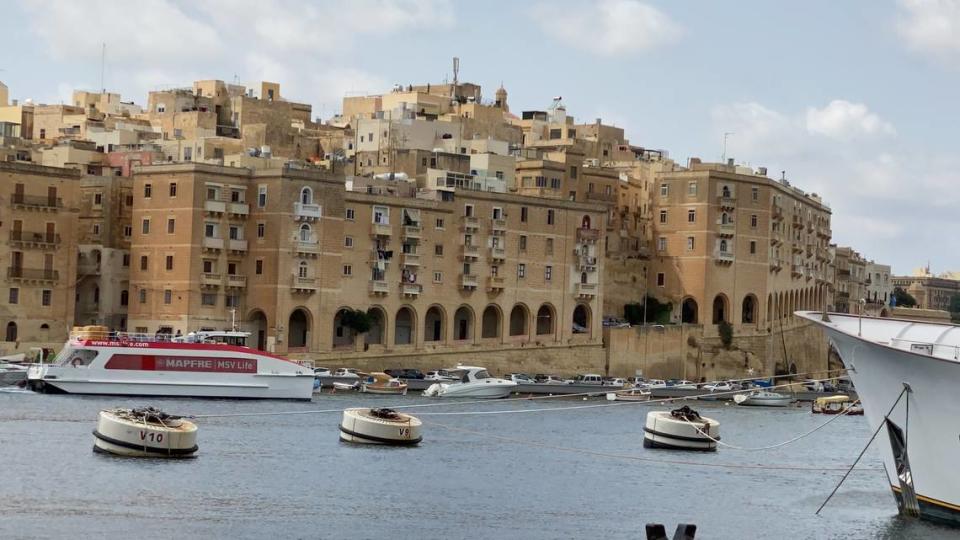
[27,326,315,400]
[800,310,960,525]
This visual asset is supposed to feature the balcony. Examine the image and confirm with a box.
[575,282,598,298]
[400,283,422,297]
[7,267,59,282]
[202,237,224,251]
[717,195,736,209]
[401,253,421,267]
[461,216,480,231]
[228,202,249,217]
[791,264,803,278]
[490,218,507,233]
[791,244,803,254]
[204,200,226,214]
[487,276,505,292]
[579,255,598,272]
[792,215,803,229]
[200,272,221,287]
[369,279,390,296]
[293,240,320,257]
[577,227,600,243]
[9,230,60,248]
[291,275,317,293]
[294,202,322,221]
[216,124,240,138]
[226,274,247,288]
[770,233,783,246]
[228,239,248,252]
[460,244,480,260]
[718,222,735,236]
[586,191,617,203]
[715,250,735,263]
[489,246,506,261]
[11,194,62,211]
[77,260,100,276]
[769,258,783,271]
[371,222,392,237]
[771,205,784,220]
[402,225,422,241]
[460,273,479,290]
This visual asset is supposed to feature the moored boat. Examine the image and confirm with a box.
[360,372,408,395]
[732,390,794,407]
[643,406,719,451]
[422,366,516,399]
[606,388,651,401]
[811,395,863,415]
[27,327,314,400]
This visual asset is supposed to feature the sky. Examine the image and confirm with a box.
[1,0,958,274]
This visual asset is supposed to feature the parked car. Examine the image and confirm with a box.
[702,381,735,392]
[534,374,549,383]
[506,373,536,384]
[802,379,825,392]
[602,317,631,328]
[572,323,588,334]
[570,374,604,385]
[425,370,458,382]
[314,367,331,377]
[604,377,628,387]
[666,379,697,389]
[627,376,646,386]
[332,368,360,378]
[385,368,425,380]
[542,375,568,385]
[639,379,667,389]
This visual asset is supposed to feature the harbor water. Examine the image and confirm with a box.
[0,388,956,539]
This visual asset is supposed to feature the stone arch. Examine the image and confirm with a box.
[681,297,698,324]
[424,304,445,342]
[395,306,416,345]
[509,303,529,336]
[742,294,757,324]
[712,294,729,324]
[535,303,555,335]
[481,304,502,339]
[299,186,313,204]
[287,307,311,349]
[572,303,591,334]
[247,309,268,350]
[453,305,474,341]
[332,308,354,348]
[366,306,386,345]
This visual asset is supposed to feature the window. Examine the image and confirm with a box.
[345,208,355,220]
[93,223,101,236]
[436,218,444,229]
[687,237,695,251]
[658,237,667,251]
[165,255,173,271]
[123,225,132,238]
[657,272,665,287]
[546,238,554,255]
[434,244,443,256]
[433,272,442,283]
[257,223,265,238]
[752,187,759,201]
[688,182,697,196]
[205,223,216,238]
[8,288,18,305]
[344,236,353,248]
[141,218,150,234]
[687,209,696,223]
[167,218,175,234]
[144,183,152,198]
[520,207,528,222]
[464,204,474,217]
[93,192,103,206]
[164,289,172,304]
[545,266,553,281]
[139,289,147,303]
[37,289,50,306]
[750,241,757,254]
[122,254,130,267]
[120,290,128,306]
[492,207,503,219]
[125,194,133,206]
[255,259,263,275]
[169,183,177,197]
[660,183,668,197]
[550,178,561,189]
[225,295,239,308]
[201,293,216,306]
[257,186,267,208]
[519,235,527,251]
[231,190,242,203]
[140,256,148,270]
[547,209,555,225]
[203,260,214,273]
[342,265,352,276]
[518,263,526,278]
[570,166,578,179]
[659,210,667,224]
[183,147,192,161]
[229,225,241,240]
[750,214,758,228]
[373,206,389,224]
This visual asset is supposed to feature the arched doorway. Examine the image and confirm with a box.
[742,295,757,324]
[509,304,528,336]
[332,308,353,348]
[288,308,310,349]
[4,322,16,342]
[453,306,473,341]
[247,309,268,350]
[366,307,385,345]
[481,305,501,339]
[424,305,444,342]
[681,297,698,324]
[395,307,414,345]
[536,304,555,335]
[712,294,728,324]
[572,304,591,334]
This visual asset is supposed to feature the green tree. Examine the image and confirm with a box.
[949,294,960,315]
[893,287,917,308]
[623,296,673,325]
[718,320,734,349]
[340,309,373,334]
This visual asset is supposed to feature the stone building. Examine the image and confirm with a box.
[833,246,867,313]
[892,269,960,312]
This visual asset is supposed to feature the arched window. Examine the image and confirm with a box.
[742,295,757,324]
[5,322,16,342]
[721,212,730,224]
[300,187,313,205]
[298,261,308,278]
[722,185,731,197]
[719,239,728,252]
[299,223,311,242]
[580,272,588,284]
[581,215,591,229]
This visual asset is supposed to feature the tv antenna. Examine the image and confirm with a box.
[100,43,106,93]
[721,131,734,163]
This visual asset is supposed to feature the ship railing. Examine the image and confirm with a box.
[889,337,960,360]
[70,330,178,343]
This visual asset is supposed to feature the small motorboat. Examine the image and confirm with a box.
[733,390,794,407]
[606,388,651,401]
[422,366,516,399]
[811,395,863,415]
[361,372,408,395]
[0,362,28,386]
[643,406,720,451]
[332,381,359,392]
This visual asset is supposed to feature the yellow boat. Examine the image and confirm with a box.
[811,395,863,415]
[360,372,408,395]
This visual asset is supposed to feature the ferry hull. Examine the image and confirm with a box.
[804,312,960,525]
[29,372,314,400]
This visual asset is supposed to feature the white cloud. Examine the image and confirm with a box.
[533,0,681,56]
[805,100,896,139]
[897,0,960,61]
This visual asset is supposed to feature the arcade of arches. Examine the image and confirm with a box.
[685,286,831,328]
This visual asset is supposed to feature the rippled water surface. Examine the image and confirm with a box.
[0,388,956,539]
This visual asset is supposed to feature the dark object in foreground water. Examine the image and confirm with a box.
[645,523,697,540]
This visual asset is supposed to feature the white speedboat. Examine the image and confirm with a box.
[422,366,516,399]
[0,362,28,386]
[732,390,794,407]
[799,310,960,525]
[606,388,651,401]
[27,326,314,400]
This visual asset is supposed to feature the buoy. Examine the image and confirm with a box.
[339,408,422,446]
[93,407,198,458]
[643,406,719,452]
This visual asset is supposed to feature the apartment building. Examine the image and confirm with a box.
[892,270,960,312]
[864,261,893,307]
[127,162,605,355]
[648,160,833,329]
[0,162,80,346]
[833,246,868,313]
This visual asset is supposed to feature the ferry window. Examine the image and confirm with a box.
[8,288,17,304]
[64,349,97,367]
